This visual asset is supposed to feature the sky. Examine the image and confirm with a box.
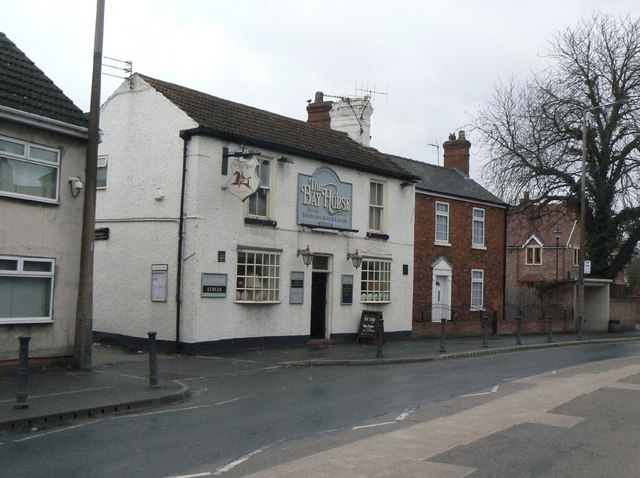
[2,0,639,182]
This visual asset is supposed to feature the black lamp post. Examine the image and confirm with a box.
[554,229,562,280]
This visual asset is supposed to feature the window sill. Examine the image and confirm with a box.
[366,232,389,240]
[361,301,391,304]
[244,217,277,228]
[525,263,542,266]
[434,241,451,247]
[0,318,53,325]
[234,301,281,305]
[0,191,59,205]
[472,245,487,250]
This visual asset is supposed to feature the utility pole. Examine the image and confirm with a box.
[74,0,105,369]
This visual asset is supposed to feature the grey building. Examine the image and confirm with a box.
[0,32,88,361]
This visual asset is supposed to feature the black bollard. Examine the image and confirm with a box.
[439,318,447,353]
[15,335,30,409]
[375,319,384,358]
[577,315,584,340]
[148,331,159,388]
[547,316,553,343]
[516,314,523,346]
[482,312,489,348]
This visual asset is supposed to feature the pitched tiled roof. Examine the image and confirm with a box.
[0,32,87,128]
[507,203,578,247]
[389,155,506,206]
[138,74,417,180]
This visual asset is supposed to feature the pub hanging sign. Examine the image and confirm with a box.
[227,157,260,202]
[297,167,353,230]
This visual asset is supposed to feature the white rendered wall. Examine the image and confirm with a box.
[329,98,373,146]
[94,76,197,342]
[182,135,414,343]
[0,120,86,360]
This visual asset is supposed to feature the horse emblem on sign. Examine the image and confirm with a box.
[227,157,260,201]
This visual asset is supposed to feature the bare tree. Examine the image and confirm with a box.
[474,13,640,279]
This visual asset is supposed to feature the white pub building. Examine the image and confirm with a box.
[94,75,418,352]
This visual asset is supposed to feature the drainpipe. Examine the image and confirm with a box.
[502,205,508,324]
[175,136,189,353]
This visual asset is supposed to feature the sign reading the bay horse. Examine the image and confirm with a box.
[297,167,353,230]
[227,158,260,201]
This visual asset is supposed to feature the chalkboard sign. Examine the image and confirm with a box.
[356,310,383,343]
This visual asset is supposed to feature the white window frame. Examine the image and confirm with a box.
[435,201,450,245]
[470,269,484,311]
[472,208,486,249]
[235,249,281,303]
[245,158,273,219]
[526,245,542,265]
[0,255,55,324]
[360,258,391,303]
[573,247,580,267]
[97,155,108,189]
[368,180,386,233]
[0,135,60,203]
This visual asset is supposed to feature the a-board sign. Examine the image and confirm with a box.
[356,310,383,343]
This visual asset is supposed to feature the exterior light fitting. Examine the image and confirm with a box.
[277,156,294,164]
[347,249,363,269]
[553,228,562,240]
[68,176,83,197]
[297,245,313,267]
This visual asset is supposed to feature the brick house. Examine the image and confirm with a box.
[506,198,634,332]
[392,132,508,337]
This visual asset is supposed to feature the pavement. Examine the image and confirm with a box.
[1,328,639,434]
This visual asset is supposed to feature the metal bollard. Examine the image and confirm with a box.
[547,316,553,343]
[516,315,523,346]
[15,335,30,409]
[148,331,159,388]
[439,318,447,353]
[482,313,489,348]
[375,319,384,358]
[577,316,584,340]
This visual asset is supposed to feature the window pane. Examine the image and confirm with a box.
[97,167,107,188]
[0,259,18,271]
[0,276,51,319]
[0,138,25,156]
[29,146,58,163]
[23,260,53,272]
[0,156,57,199]
[259,160,270,186]
[436,203,448,213]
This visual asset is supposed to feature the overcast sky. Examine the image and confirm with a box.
[3,0,639,181]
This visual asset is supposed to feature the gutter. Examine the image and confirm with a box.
[0,105,88,139]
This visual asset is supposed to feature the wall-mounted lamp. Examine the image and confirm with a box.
[347,249,363,269]
[278,156,294,164]
[297,245,314,267]
[68,177,83,197]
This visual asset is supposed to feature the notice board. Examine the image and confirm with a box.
[356,310,383,343]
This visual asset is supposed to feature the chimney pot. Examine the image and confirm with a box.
[314,91,324,103]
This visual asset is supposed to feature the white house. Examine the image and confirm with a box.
[0,32,88,361]
[94,74,418,352]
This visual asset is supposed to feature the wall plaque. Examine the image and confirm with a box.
[290,271,304,304]
[201,273,227,298]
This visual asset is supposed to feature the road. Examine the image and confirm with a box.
[2,343,640,477]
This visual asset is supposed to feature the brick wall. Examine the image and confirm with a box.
[506,246,577,284]
[610,298,639,330]
[412,193,506,337]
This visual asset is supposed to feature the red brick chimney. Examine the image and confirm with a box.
[306,91,333,128]
[443,131,471,176]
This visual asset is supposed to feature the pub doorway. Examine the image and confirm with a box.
[310,254,331,339]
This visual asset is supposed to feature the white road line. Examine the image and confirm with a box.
[166,472,211,478]
[12,419,103,442]
[213,446,269,475]
[491,385,499,393]
[551,370,557,374]
[460,391,492,398]
[93,369,146,380]
[395,407,415,421]
[352,421,395,430]
[0,386,115,404]
[181,367,280,382]
[195,356,261,364]
[112,404,213,420]
[215,396,245,406]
